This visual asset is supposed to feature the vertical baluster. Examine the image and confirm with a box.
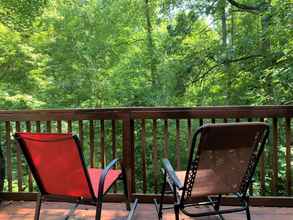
[235,118,240,122]
[0,122,2,192]
[67,120,72,132]
[26,121,33,192]
[187,119,192,153]
[259,118,265,195]
[5,121,12,192]
[152,119,158,193]
[89,120,94,168]
[247,118,253,195]
[111,120,117,193]
[57,121,62,133]
[36,121,41,132]
[100,120,105,168]
[131,119,136,193]
[176,119,180,170]
[272,118,278,195]
[15,122,23,192]
[163,119,168,158]
[141,119,147,193]
[199,119,203,126]
[46,121,51,133]
[78,120,84,150]
[223,118,228,123]
[211,118,216,123]
[285,118,292,196]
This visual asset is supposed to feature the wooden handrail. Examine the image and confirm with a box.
[0,105,292,200]
[0,105,292,118]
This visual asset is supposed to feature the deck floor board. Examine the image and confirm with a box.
[0,201,293,220]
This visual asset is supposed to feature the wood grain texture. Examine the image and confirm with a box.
[89,120,94,168]
[111,120,117,193]
[175,119,180,170]
[0,106,292,121]
[25,121,33,192]
[187,119,192,153]
[122,118,135,196]
[1,201,293,220]
[67,120,72,132]
[0,106,293,199]
[46,121,51,133]
[78,120,83,150]
[100,120,105,168]
[140,119,147,193]
[152,119,158,194]
[259,118,265,195]
[5,121,12,192]
[15,121,23,192]
[36,121,41,132]
[163,119,168,158]
[285,118,292,196]
[57,121,62,133]
[272,118,278,195]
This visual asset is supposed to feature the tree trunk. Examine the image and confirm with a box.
[261,1,273,104]
[144,0,157,91]
[220,0,232,104]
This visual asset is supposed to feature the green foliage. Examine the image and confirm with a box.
[0,0,48,31]
[0,0,292,195]
[1,0,291,108]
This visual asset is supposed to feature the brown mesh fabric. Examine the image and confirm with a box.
[183,123,267,199]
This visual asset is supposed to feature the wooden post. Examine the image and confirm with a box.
[122,114,135,199]
[285,118,292,196]
[0,122,4,193]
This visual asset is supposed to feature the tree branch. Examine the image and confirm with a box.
[190,54,263,84]
[113,38,145,48]
[225,54,263,63]
[227,0,267,13]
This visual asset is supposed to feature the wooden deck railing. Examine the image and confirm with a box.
[0,106,292,205]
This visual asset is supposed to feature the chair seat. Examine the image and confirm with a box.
[88,168,121,197]
[176,169,237,198]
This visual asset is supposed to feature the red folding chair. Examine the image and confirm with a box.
[15,132,138,220]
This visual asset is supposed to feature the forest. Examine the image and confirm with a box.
[0,0,292,109]
[0,0,292,195]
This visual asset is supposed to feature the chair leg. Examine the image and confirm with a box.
[215,194,225,220]
[122,167,131,211]
[172,182,180,220]
[34,194,42,220]
[95,199,103,220]
[215,194,222,211]
[244,195,251,220]
[65,202,79,220]
[158,171,167,219]
[174,204,180,220]
[246,207,251,220]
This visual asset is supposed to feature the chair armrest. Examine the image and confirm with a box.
[97,158,120,197]
[162,159,184,190]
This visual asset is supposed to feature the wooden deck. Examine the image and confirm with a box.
[0,201,293,220]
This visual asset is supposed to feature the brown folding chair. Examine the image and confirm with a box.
[155,122,269,220]
[15,132,138,220]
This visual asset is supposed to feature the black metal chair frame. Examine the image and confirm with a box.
[15,133,138,220]
[154,123,269,220]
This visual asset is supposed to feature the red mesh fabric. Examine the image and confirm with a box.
[17,132,93,198]
[88,168,121,197]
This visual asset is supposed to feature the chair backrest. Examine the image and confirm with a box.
[15,132,95,199]
[182,122,269,201]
